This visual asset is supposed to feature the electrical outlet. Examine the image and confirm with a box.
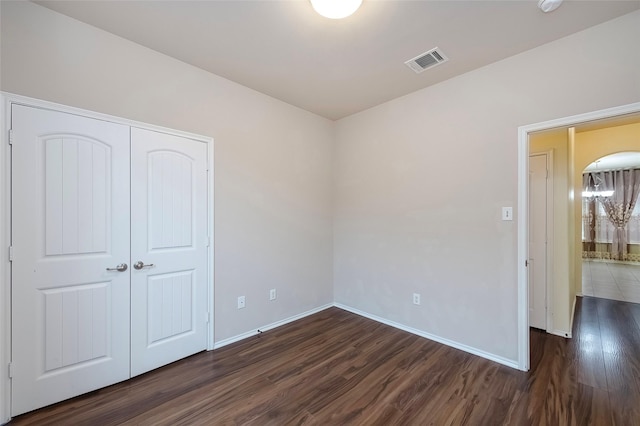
[237,296,246,309]
[269,288,277,301]
[413,293,421,305]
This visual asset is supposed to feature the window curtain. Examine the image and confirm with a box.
[582,174,596,253]
[583,169,640,260]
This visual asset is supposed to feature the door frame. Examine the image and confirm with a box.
[0,92,215,423]
[517,101,640,371]
[528,150,554,333]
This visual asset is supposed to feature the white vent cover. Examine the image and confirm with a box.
[405,48,448,74]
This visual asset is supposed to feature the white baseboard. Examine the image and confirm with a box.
[333,303,519,370]
[567,296,577,338]
[212,301,520,370]
[549,329,572,338]
[213,303,333,349]
[548,297,575,338]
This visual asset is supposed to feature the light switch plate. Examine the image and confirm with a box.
[502,207,513,221]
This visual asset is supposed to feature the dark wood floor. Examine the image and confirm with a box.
[9,296,640,425]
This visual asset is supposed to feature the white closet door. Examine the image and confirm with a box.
[130,127,208,377]
[11,105,131,416]
[529,153,548,330]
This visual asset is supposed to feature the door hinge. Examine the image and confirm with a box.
[525,259,529,267]
[8,246,13,262]
[8,130,14,145]
[546,169,549,179]
[8,363,13,379]
[206,237,210,247]
[205,312,210,324]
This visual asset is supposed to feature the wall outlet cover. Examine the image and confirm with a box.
[502,207,513,221]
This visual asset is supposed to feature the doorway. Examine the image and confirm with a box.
[517,102,640,371]
[581,152,640,303]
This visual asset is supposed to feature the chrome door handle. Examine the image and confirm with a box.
[106,263,128,272]
[134,261,155,270]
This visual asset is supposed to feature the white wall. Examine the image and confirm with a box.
[334,10,640,362]
[0,1,334,345]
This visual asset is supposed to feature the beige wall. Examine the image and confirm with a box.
[0,1,335,343]
[574,122,640,293]
[1,0,640,371]
[530,129,572,336]
[334,10,640,361]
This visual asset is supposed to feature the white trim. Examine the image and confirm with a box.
[207,135,215,351]
[517,101,640,371]
[0,92,209,144]
[569,294,577,337]
[517,126,529,371]
[549,329,572,338]
[214,301,521,369]
[334,303,519,370]
[213,304,334,349]
[0,94,11,424]
[0,92,215,421]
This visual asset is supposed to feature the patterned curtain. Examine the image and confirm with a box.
[590,169,640,260]
[582,174,596,253]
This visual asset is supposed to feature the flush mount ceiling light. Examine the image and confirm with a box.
[538,0,563,13]
[310,0,363,19]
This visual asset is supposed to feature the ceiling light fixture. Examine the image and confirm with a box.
[582,161,614,198]
[310,0,363,19]
[538,0,563,13]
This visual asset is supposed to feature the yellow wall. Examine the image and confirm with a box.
[574,122,640,295]
[568,127,577,330]
[528,121,640,338]
[530,129,572,335]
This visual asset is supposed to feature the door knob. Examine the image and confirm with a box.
[106,263,128,272]
[134,261,155,270]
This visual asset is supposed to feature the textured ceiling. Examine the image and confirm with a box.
[36,0,640,120]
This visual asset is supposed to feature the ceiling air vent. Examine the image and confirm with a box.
[405,48,448,74]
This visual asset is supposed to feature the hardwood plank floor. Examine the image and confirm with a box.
[9,297,640,425]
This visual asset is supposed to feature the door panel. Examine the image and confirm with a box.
[529,154,547,330]
[45,136,110,255]
[130,127,208,377]
[11,105,130,416]
[43,282,109,371]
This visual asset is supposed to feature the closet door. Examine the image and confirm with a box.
[130,127,208,377]
[11,105,131,416]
